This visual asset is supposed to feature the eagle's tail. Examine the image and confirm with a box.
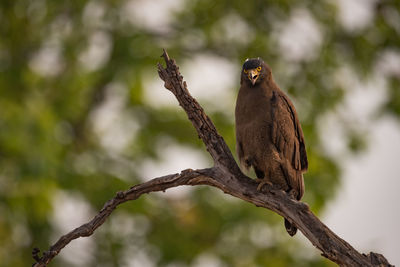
[284,218,297,236]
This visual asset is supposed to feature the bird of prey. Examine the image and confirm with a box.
[235,58,308,236]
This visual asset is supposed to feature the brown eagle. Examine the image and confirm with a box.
[235,58,308,236]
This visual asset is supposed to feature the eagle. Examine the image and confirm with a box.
[235,58,308,236]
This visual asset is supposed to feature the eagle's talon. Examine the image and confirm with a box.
[287,189,298,200]
[255,178,272,192]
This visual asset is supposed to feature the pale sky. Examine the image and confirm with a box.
[323,115,400,265]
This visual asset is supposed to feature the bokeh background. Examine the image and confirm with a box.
[1,0,399,266]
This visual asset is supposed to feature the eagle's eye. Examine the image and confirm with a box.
[257,66,262,71]
[244,69,248,74]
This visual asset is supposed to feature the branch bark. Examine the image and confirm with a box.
[32,50,393,267]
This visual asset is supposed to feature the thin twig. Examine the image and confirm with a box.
[32,168,214,267]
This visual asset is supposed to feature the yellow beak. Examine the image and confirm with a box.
[248,69,259,85]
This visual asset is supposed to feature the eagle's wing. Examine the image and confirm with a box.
[270,90,308,197]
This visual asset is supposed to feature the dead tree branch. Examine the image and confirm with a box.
[32,168,216,267]
[32,50,393,267]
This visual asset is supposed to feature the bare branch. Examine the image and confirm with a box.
[157,50,240,173]
[32,168,216,267]
[32,50,393,267]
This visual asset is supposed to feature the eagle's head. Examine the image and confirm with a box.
[241,58,271,86]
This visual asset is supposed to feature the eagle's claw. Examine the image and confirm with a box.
[255,178,273,192]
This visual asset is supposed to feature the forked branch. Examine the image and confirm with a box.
[32,50,393,267]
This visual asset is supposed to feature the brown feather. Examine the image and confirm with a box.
[235,58,308,235]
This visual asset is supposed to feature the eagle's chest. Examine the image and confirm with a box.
[235,87,272,129]
[235,86,274,149]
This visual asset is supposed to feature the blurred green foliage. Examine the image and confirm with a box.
[0,0,399,266]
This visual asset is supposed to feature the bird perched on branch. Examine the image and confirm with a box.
[235,58,308,236]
